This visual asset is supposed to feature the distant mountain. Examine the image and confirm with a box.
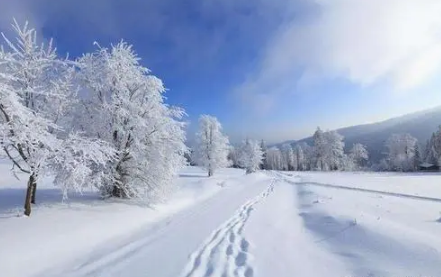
[282,106,441,164]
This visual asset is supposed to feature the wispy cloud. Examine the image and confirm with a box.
[235,0,441,111]
[0,0,284,75]
[0,1,42,35]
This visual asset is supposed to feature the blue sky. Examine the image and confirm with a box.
[2,0,441,143]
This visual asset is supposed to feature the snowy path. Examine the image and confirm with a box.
[181,180,275,277]
[42,173,275,277]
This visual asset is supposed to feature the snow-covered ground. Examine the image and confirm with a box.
[2,166,441,277]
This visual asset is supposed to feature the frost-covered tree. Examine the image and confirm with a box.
[312,128,345,171]
[312,127,327,170]
[413,144,421,170]
[424,127,441,166]
[266,147,283,170]
[0,20,111,215]
[227,146,240,168]
[281,144,295,171]
[299,142,313,171]
[385,133,418,172]
[349,143,369,169]
[77,41,187,200]
[294,144,306,171]
[238,139,264,174]
[194,115,230,176]
[324,131,346,170]
[423,138,435,165]
[0,21,64,214]
[259,139,267,170]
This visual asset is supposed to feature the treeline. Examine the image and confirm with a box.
[228,126,441,173]
[0,21,188,215]
[230,128,368,172]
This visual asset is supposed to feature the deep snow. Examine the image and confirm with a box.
[2,166,441,277]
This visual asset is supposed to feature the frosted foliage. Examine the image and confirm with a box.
[295,145,306,171]
[238,139,264,174]
[77,41,187,201]
[313,127,327,170]
[51,134,116,198]
[0,21,63,177]
[349,143,369,169]
[312,128,346,171]
[265,147,283,170]
[194,115,230,176]
[386,133,418,172]
[227,146,240,168]
[281,144,295,171]
[0,21,113,197]
[425,127,441,165]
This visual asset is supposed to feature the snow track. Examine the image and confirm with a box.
[275,171,441,203]
[181,180,275,277]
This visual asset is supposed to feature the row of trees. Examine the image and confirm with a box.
[190,120,441,175]
[0,21,187,215]
[255,128,369,172]
[248,127,440,173]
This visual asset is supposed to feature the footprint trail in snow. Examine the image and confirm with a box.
[181,180,276,277]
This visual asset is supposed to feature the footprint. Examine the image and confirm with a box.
[226,245,233,256]
[240,238,249,252]
[235,252,247,267]
[244,266,254,277]
[204,264,214,276]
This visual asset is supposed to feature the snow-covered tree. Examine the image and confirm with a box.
[299,142,313,171]
[424,127,441,166]
[312,128,346,171]
[266,147,283,170]
[194,115,230,176]
[260,139,267,169]
[349,143,369,169]
[238,139,264,174]
[385,133,418,171]
[312,127,327,170]
[227,146,240,168]
[77,41,188,200]
[424,135,438,165]
[413,143,421,170]
[324,131,346,170]
[281,144,295,171]
[0,20,112,215]
[294,144,306,171]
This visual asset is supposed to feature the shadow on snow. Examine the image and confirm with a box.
[295,184,441,277]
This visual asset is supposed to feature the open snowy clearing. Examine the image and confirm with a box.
[2,167,441,277]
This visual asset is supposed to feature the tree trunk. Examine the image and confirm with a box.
[111,184,126,198]
[111,161,131,198]
[24,174,36,216]
[31,180,37,204]
[208,169,213,177]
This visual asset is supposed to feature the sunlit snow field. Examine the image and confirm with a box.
[1,165,441,277]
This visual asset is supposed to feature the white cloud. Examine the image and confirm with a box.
[235,0,441,108]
